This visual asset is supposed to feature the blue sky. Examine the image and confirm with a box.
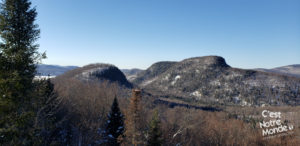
[31,0,300,69]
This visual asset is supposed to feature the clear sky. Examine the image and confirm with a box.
[31,0,300,69]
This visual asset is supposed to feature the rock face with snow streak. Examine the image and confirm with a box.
[133,56,300,106]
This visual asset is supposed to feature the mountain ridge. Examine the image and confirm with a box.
[255,64,300,78]
[133,56,300,106]
[39,57,300,106]
[55,63,133,88]
[36,64,78,76]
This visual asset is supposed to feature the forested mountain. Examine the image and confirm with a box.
[255,64,300,78]
[56,63,133,88]
[132,61,177,86]
[51,64,134,145]
[40,57,300,106]
[133,56,300,106]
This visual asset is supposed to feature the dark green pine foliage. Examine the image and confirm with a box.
[0,0,45,144]
[105,97,124,146]
[147,110,163,146]
[33,78,62,145]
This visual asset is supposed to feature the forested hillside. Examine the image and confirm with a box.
[134,56,300,106]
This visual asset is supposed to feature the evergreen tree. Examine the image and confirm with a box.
[105,97,124,146]
[33,78,63,145]
[0,0,45,144]
[147,110,163,146]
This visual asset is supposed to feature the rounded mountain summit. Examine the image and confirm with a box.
[56,63,133,88]
[132,56,299,106]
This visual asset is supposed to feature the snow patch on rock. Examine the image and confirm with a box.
[77,67,110,80]
[141,77,158,87]
[163,74,171,81]
[191,91,201,97]
[171,75,181,85]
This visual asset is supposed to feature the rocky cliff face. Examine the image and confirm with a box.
[133,56,300,106]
